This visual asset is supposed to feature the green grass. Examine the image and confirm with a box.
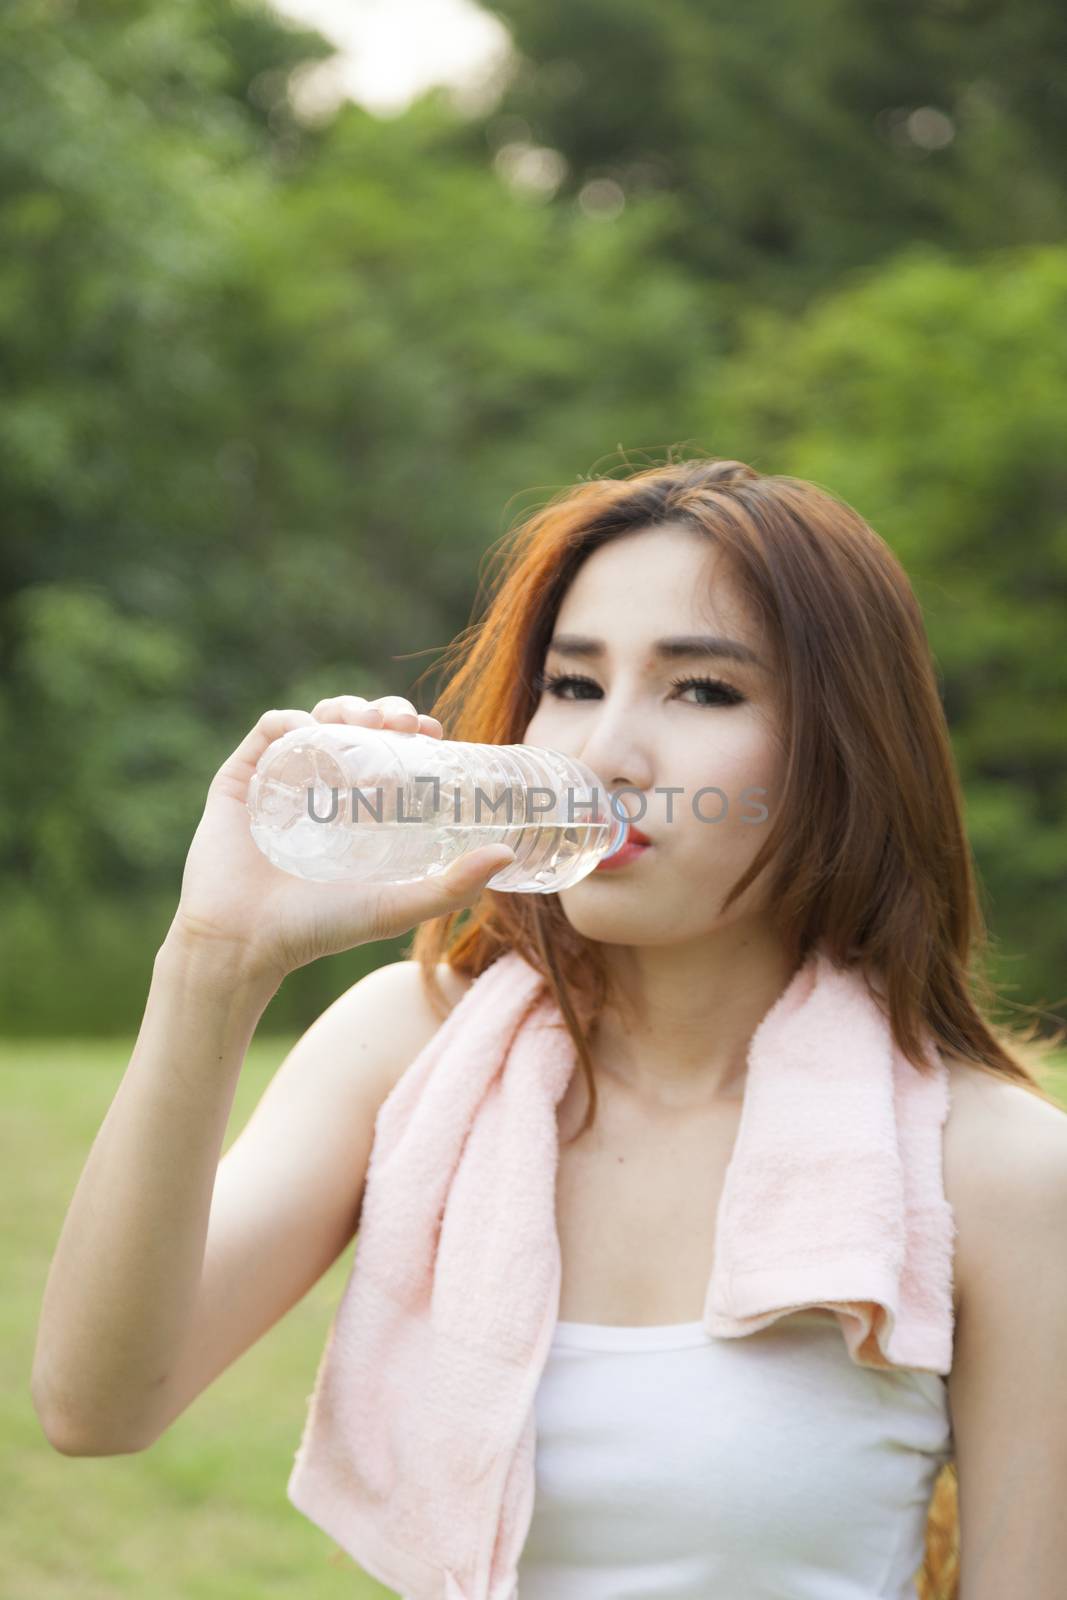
[3,1036,397,1600]
[6,1038,1067,1598]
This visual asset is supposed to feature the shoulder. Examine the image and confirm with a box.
[361,957,473,1012]
[939,1054,1067,1588]
[355,959,474,1102]
[942,1052,1067,1323]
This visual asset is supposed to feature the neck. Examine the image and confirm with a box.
[591,923,800,1110]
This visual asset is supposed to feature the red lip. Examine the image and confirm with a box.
[626,824,652,847]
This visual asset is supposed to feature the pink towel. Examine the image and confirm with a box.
[287,940,956,1600]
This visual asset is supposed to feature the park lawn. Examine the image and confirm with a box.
[5,1038,1067,1599]
[3,1035,395,1600]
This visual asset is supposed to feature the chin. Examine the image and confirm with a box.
[555,899,681,947]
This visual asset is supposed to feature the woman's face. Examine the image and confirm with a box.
[521,522,787,949]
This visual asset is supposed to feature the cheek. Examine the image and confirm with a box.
[522,704,576,757]
[689,719,777,796]
[671,725,780,836]
[521,699,554,740]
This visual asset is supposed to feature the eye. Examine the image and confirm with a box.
[532,670,745,707]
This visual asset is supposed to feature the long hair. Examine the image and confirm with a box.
[408,452,1065,1600]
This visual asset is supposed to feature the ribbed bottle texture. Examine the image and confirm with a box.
[246,723,628,893]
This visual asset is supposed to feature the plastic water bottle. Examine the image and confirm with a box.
[246,722,628,892]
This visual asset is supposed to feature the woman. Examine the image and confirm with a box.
[34,456,1067,1600]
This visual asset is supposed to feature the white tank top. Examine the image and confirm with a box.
[516,1307,953,1599]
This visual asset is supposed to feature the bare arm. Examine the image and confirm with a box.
[32,943,462,1456]
[31,931,279,1454]
[30,691,511,1457]
[132,955,466,1449]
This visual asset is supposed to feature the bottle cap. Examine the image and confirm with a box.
[599,810,630,860]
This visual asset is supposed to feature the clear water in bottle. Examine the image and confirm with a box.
[246,723,629,893]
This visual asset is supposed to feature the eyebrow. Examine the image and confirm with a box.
[546,633,765,670]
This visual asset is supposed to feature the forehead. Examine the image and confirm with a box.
[553,524,753,642]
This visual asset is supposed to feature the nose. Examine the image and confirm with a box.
[572,708,654,823]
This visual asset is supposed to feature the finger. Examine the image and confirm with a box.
[437,845,518,896]
[213,708,319,793]
[366,846,518,942]
[367,695,421,729]
[311,695,384,725]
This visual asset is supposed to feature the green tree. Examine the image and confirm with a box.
[0,0,719,1030]
[474,0,1067,311]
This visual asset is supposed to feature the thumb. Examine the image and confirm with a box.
[436,844,518,901]
[364,844,519,944]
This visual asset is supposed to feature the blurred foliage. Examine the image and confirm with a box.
[476,0,1067,312]
[0,0,1063,1033]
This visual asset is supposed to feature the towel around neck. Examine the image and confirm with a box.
[288,939,956,1600]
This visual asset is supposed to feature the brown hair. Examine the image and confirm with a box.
[408,452,1065,1599]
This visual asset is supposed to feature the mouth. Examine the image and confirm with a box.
[594,820,654,871]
